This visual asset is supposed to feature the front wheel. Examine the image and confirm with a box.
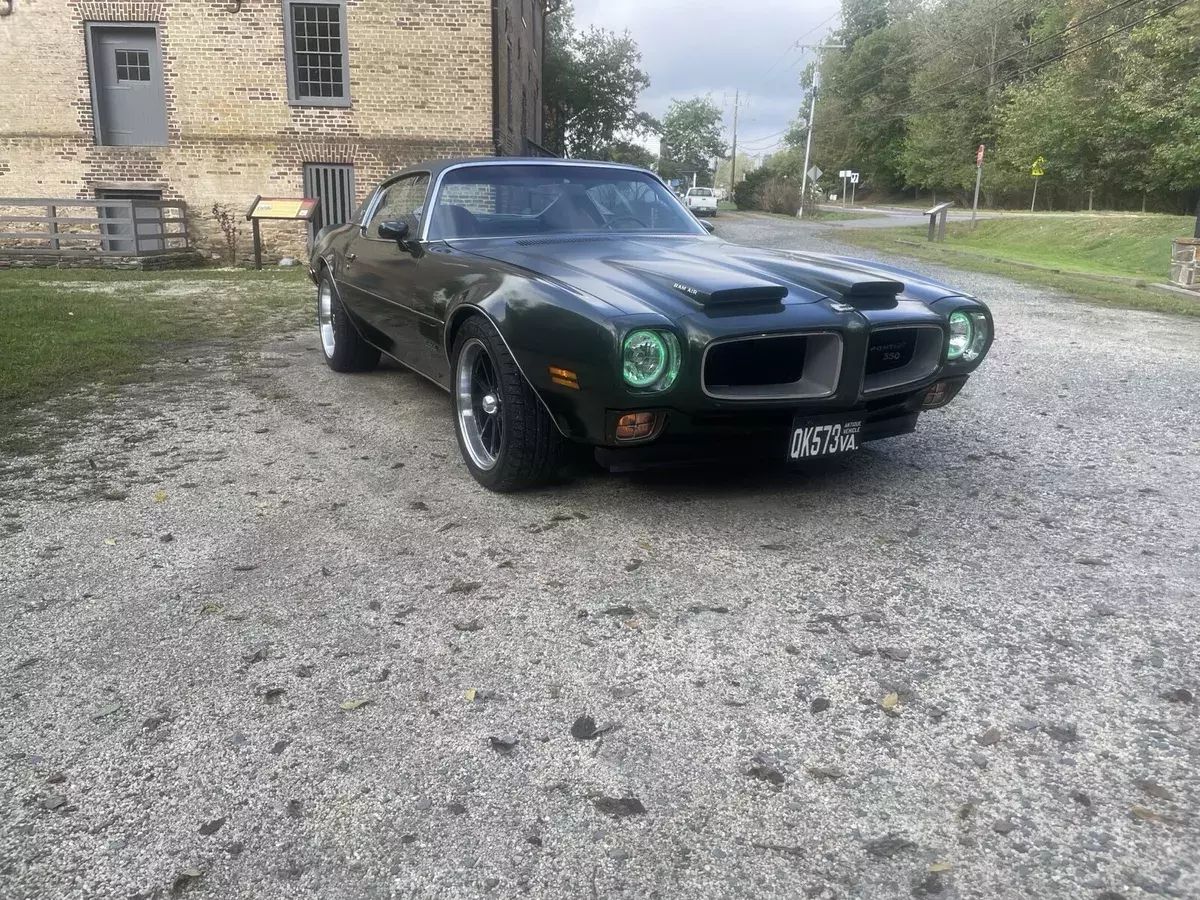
[451,316,566,492]
[317,270,380,373]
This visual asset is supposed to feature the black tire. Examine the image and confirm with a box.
[317,269,380,373]
[451,315,567,492]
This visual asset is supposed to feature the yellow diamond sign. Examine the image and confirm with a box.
[1031,156,1045,177]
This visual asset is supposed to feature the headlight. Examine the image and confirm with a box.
[947,310,989,363]
[622,329,681,391]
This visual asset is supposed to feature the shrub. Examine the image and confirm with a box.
[760,176,801,215]
[733,167,771,211]
[211,203,240,266]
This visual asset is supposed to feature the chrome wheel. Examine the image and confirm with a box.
[318,280,336,358]
[456,338,503,471]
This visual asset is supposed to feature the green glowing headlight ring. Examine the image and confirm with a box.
[622,330,668,388]
[947,310,973,361]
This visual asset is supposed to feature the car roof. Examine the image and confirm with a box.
[387,156,655,180]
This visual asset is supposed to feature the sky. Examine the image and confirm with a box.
[571,0,842,159]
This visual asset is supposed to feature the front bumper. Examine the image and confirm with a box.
[592,384,941,470]
[524,295,990,462]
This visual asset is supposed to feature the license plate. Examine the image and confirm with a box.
[788,414,863,461]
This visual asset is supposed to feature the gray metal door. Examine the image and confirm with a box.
[91,27,167,146]
[303,163,356,247]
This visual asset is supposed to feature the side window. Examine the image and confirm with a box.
[366,174,430,238]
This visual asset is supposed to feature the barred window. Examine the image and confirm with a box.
[283,0,350,107]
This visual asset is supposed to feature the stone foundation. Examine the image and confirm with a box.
[0,250,204,269]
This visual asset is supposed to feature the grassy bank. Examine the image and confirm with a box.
[836,214,1199,317]
[0,267,311,410]
[812,208,887,222]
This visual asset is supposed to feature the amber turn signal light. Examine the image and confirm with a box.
[548,366,579,389]
[921,379,963,409]
[616,411,656,440]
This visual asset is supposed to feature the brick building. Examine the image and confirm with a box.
[0,0,548,260]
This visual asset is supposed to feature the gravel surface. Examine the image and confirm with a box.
[2,214,1198,899]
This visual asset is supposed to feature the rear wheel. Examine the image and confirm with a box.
[451,316,566,492]
[317,270,379,373]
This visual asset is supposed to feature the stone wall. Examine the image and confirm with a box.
[0,0,535,262]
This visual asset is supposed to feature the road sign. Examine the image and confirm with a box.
[976,144,985,166]
[838,169,849,178]
[807,166,823,182]
[1031,156,1045,177]
[850,172,859,184]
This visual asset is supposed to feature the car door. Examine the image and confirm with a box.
[339,172,431,370]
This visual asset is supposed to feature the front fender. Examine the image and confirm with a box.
[444,273,640,441]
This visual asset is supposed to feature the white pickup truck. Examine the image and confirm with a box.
[684,187,718,217]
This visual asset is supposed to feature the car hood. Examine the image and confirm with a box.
[453,235,966,320]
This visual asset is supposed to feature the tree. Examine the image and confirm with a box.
[715,153,756,192]
[660,97,727,186]
[595,139,657,169]
[541,2,652,159]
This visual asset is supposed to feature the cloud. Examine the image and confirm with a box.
[570,0,841,154]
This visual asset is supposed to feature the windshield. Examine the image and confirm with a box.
[688,188,713,197]
[426,164,706,240]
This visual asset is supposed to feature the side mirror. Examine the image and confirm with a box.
[700,219,716,233]
[377,220,410,246]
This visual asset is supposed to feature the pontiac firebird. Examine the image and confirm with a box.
[309,158,993,491]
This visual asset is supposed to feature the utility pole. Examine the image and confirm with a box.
[798,43,845,218]
[730,89,739,198]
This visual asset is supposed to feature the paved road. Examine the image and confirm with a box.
[2,217,1198,900]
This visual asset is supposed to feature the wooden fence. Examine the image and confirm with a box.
[0,198,190,257]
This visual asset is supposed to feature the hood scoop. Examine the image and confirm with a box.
[611,258,787,307]
[762,257,904,309]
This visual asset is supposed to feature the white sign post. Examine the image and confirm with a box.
[838,169,849,207]
[971,145,984,229]
[850,171,859,207]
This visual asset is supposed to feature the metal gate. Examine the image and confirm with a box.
[302,163,355,248]
[97,188,164,252]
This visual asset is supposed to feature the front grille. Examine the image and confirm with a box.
[705,336,806,388]
[865,328,918,375]
[862,325,943,394]
[702,332,841,400]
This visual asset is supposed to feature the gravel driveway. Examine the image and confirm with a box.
[2,214,1197,900]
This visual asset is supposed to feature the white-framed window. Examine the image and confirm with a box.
[283,0,350,107]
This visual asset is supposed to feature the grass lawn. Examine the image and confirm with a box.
[0,267,311,411]
[836,214,1200,317]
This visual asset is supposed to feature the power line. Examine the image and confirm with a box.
[755,11,840,88]
[896,0,1156,111]
[885,0,1191,123]
[829,0,1035,99]
[830,0,1152,106]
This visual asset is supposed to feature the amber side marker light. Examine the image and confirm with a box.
[616,411,657,440]
[548,366,579,389]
